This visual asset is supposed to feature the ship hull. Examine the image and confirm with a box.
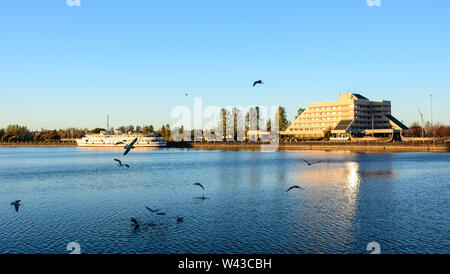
[76,142,167,147]
[76,131,167,147]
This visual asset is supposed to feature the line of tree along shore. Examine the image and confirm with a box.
[403,122,450,138]
[0,107,293,143]
[1,110,449,143]
[0,125,159,142]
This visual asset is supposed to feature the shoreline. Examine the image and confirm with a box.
[1,141,449,152]
[0,142,76,147]
[168,142,450,152]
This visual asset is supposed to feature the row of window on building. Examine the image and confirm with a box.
[308,105,354,111]
[303,110,353,117]
[290,127,332,132]
[299,115,353,122]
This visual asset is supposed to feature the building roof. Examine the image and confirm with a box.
[385,114,409,130]
[352,93,368,100]
[333,119,353,131]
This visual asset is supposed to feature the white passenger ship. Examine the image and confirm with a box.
[76,130,167,147]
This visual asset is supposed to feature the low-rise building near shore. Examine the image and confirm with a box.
[282,93,408,140]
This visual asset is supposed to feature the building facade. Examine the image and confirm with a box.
[283,93,408,139]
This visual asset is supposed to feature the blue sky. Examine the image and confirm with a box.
[0,0,449,130]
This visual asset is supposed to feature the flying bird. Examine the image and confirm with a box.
[124,138,138,156]
[156,212,167,216]
[130,217,140,226]
[10,200,21,212]
[114,159,130,168]
[253,80,263,87]
[193,183,206,199]
[286,185,304,192]
[115,142,124,145]
[193,183,204,190]
[145,207,161,213]
[303,159,322,166]
[185,93,189,96]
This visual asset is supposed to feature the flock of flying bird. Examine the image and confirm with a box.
[10,81,324,232]
[110,133,321,230]
[116,137,194,229]
[10,128,323,230]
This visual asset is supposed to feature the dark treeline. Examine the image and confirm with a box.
[0,125,87,142]
[403,122,450,138]
[0,124,164,142]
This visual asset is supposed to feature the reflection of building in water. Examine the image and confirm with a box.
[283,93,408,140]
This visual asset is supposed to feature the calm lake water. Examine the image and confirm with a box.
[0,147,449,254]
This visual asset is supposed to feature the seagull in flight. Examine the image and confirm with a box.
[130,218,141,232]
[124,138,138,156]
[10,200,21,212]
[193,183,204,190]
[193,183,206,199]
[114,141,124,145]
[145,206,161,213]
[303,159,322,166]
[156,212,167,216]
[286,185,304,192]
[113,159,130,168]
[253,80,263,87]
[130,217,139,225]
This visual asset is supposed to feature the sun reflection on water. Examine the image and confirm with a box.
[344,162,361,213]
[346,162,361,195]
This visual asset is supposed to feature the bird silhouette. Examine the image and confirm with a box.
[145,206,161,213]
[286,185,304,192]
[193,183,206,199]
[114,141,124,145]
[124,138,138,156]
[303,159,322,166]
[156,212,167,216]
[193,183,204,190]
[114,159,130,168]
[253,80,263,87]
[130,217,140,227]
[177,216,184,223]
[10,200,21,212]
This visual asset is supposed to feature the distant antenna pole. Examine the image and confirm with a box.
[107,115,110,131]
[418,106,424,138]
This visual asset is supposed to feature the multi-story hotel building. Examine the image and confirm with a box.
[283,93,408,139]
